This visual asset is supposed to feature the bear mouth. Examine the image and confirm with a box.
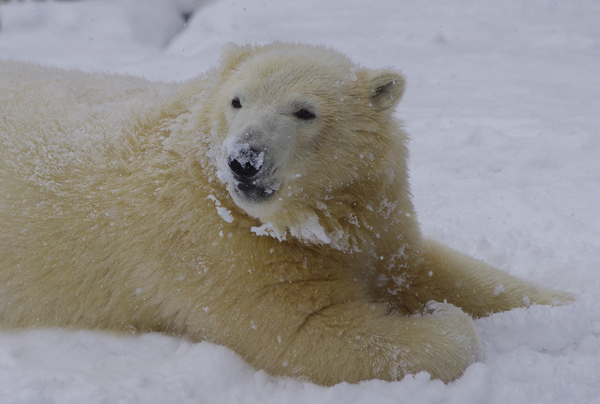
[233,177,279,203]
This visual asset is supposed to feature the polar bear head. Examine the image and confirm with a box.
[209,43,406,245]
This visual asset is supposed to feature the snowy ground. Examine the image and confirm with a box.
[0,0,599,403]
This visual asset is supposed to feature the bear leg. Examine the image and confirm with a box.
[249,299,479,385]
[410,239,573,318]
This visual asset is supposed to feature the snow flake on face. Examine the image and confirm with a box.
[251,213,332,246]
[207,195,234,223]
[251,223,287,241]
[225,139,264,171]
[288,214,331,245]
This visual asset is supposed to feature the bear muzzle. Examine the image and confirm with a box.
[228,146,263,179]
[227,145,280,203]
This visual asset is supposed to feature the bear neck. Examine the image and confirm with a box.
[311,160,422,257]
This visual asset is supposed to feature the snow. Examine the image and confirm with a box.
[208,195,235,223]
[226,142,265,172]
[0,0,599,402]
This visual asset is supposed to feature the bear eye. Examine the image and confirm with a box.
[231,97,242,109]
[294,108,316,120]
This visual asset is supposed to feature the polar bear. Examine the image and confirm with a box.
[0,43,570,385]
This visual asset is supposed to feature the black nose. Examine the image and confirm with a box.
[228,147,263,180]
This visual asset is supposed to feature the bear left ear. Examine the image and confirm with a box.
[219,43,257,72]
[363,69,406,112]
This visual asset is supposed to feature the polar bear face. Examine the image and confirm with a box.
[212,44,406,243]
[223,65,321,205]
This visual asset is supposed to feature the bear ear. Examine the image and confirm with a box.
[219,43,257,72]
[363,69,406,112]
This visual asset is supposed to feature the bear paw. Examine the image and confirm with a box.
[424,301,463,317]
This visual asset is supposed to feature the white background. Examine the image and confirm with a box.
[0,0,599,403]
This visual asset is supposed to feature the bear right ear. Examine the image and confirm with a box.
[363,69,406,112]
[219,43,257,72]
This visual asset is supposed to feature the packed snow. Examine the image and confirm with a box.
[0,0,599,403]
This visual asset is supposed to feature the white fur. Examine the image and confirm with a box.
[0,43,571,386]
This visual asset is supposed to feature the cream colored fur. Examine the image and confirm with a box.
[0,43,571,385]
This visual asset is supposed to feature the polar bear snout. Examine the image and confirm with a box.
[226,142,280,203]
[228,146,263,180]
